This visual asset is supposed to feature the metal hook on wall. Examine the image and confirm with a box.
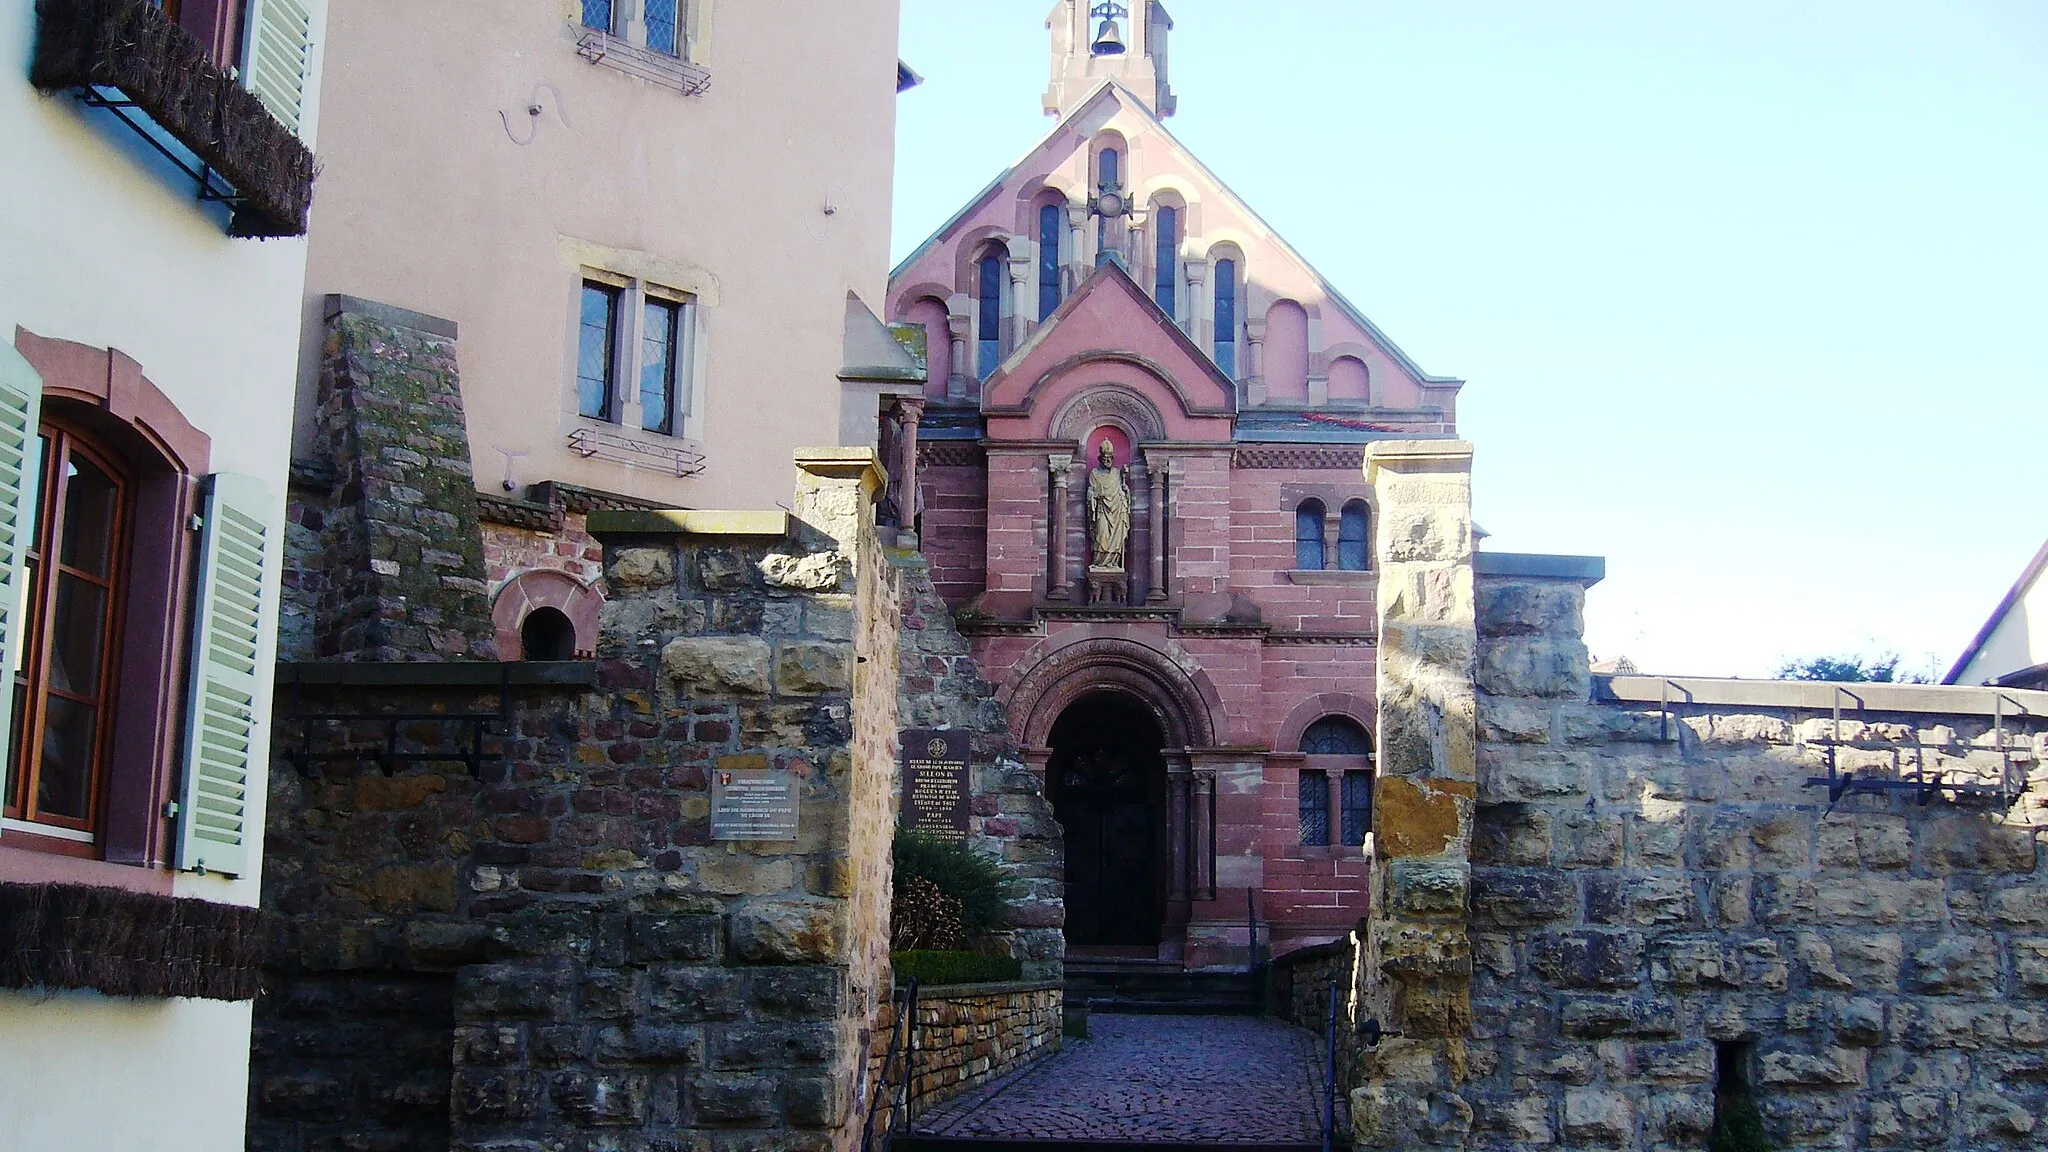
[500,81,571,146]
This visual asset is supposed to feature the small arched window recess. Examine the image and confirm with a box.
[1153,205,1179,317]
[975,246,1004,379]
[1038,203,1063,321]
[521,607,578,661]
[1294,499,1326,571]
[1213,257,1239,377]
[1338,500,1369,571]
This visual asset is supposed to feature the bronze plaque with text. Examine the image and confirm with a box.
[900,729,970,840]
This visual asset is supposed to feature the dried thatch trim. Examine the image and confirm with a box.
[29,0,315,238]
[0,882,266,1001]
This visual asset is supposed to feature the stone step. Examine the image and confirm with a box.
[1063,966,1265,1015]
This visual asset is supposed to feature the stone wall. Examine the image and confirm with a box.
[1465,571,2048,1151]
[302,295,497,660]
[254,451,907,1152]
[896,551,1065,979]
[1333,438,2048,1151]
[863,981,1064,1124]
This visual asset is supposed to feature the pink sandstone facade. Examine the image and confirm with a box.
[886,2,1464,966]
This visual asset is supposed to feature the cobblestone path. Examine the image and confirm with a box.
[907,1014,1326,1147]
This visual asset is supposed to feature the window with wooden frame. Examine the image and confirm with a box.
[0,334,271,879]
[575,272,698,439]
[3,425,131,840]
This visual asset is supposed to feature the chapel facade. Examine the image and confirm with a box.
[886,1,1464,966]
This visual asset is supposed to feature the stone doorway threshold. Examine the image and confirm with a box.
[895,1015,1325,1152]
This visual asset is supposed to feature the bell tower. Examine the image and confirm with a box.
[1044,0,1176,119]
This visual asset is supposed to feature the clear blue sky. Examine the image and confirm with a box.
[892,1,2048,679]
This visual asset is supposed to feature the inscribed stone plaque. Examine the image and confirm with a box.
[901,729,970,840]
[711,760,799,841]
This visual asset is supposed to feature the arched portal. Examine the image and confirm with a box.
[1048,693,1168,948]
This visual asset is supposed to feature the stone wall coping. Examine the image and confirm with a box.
[584,509,792,538]
[1473,551,1606,585]
[1363,439,1474,461]
[1601,672,2048,719]
[794,446,889,494]
[894,979,1063,1000]
[276,661,597,688]
[323,294,458,340]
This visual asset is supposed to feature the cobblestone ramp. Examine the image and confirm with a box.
[896,1014,1327,1151]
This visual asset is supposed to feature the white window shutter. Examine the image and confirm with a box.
[0,344,43,838]
[243,0,315,134]
[177,473,273,878]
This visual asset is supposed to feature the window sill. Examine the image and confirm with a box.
[1281,569,1373,586]
[576,30,711,96]
[30,0,314,236]
[567,423,706,477]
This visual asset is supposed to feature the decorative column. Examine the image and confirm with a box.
[1245,318,1269,406]
[893,397,924,548]
[1183,258,1209,343]
[946,312,971,401]
[1007,255,1033,349]
[1147,456,1167,601]
[1047,454,1073,600]
[1066,204,1088,294]
[1353,440,1477,1151]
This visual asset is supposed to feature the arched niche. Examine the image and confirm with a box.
[1265,299,1310,403]
[1047,383,1168,448]
[492,569,601,660]
[1004,635,1225,751]
[1327,355,1371,405]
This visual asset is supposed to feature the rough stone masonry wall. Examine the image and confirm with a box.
[863,981,1064,1121]
[895,550,1065,980]
[1464,572,2048,1151]
[254,452,905,1152]
[304,295,498,660]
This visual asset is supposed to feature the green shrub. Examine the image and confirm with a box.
[891,829,1013,943]
[892,950,1023,986]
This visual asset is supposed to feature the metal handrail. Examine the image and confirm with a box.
[862,978,921,1152]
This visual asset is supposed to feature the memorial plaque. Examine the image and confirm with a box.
[711,760,799,841]
[901,729,971,840]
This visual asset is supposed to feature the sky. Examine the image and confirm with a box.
[890,0,2048,680]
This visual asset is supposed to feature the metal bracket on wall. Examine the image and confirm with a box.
[1803,685,2032,809]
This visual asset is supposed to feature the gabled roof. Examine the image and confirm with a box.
[1943,538,2048,684]
[891,78,1463,390]
[980,255,1236,417]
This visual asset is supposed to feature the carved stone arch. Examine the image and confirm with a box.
[1003,634,1225,750]
[890,280,959,322]
[1276,692,1376,754]
[1048,383,1168,446]
[492,569,602,659]
[999,350,1234,420]
[954,225,1016,293]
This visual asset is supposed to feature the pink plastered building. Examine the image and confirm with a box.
[887,2,1464,966]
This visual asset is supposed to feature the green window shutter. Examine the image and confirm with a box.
[243,0,316,134]
[177,473,273,878]
[0,344,43,839]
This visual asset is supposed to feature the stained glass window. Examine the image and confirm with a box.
[1039,204,1063,321]
[577,282,620,420]
[644,0,679,55]
[1299,770,1330,847]
[1295,499,1326,571]
[1214,258,1238,377]
[1339,501,1369,571]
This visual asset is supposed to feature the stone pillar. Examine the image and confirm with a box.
[893,397,924,548]
[1065,204,1088,294]
[1146,456,1167,602]
[1183,258,1209,342]
[1353,440,1477,1152]
[946,312,971,401]
[1007,255,1032,350]
[1245,318,1268,407]
[1047,454,1073,600]
[312,295,497,661]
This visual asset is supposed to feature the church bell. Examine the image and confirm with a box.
[1090,15,1127,57]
